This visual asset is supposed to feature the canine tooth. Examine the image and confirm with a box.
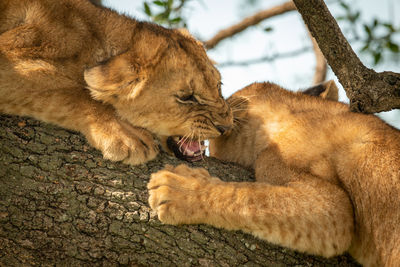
[186,150,195,156]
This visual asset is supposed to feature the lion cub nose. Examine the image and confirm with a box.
[216,125,231,135]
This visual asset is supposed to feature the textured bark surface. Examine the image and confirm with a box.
[293,0,400,113]
[0,114,360,266]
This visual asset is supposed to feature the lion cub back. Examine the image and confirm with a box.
[209,80,345,169]
[210,81,400,266]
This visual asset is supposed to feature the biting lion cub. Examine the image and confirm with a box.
[0,0,232,164]
[149,81,400,266]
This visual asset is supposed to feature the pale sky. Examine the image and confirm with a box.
[103,0,400,127]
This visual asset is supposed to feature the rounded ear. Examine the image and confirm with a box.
[84,30,172,103]
[84,65,107,91]
[84,56,138,103]
[175,28,204,47]
[175,29,218,65]
[302,80,339,101]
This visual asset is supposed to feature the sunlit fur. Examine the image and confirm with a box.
[149,81,400,266]
[0,0,232,165]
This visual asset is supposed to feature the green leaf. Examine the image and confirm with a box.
[383,23,396,33]
[387,42,400,53]
[339,1,349,10]
[373,52,382,65]
[264,26,273,32]
[354,11,360,21]
[373,18,378,27]
[170,17,182,24]
[144,2,152,16]
[153,1,165,6]
[349,11,360,23]
[360,43,369,52]
[164,9,171,18]
[154,13,169,22]
[363,24,372,37]
[168,0,173,8]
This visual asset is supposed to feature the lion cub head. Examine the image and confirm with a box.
[84,24,232,161]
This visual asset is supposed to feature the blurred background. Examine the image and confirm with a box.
[101,0,400,127]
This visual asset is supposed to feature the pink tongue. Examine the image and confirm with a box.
[178,140,201,155]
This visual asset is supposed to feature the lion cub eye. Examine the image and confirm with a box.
[177,94,198,104]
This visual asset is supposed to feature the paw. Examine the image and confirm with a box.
[148,165,217,224]
[167,164,214,180]
[88,119,159,165]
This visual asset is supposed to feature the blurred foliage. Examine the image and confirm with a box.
[337,0,399,65]
[142,0,399,65]
[143,0,190,27]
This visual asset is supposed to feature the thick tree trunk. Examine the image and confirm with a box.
[293,0,400,113]
[0,114,360,266]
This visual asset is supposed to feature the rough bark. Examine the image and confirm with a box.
[293,0,400,113]
[0,114,360,266]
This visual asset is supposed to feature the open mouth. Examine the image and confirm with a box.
[167,136,207,162]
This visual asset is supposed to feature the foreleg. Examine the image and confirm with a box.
[148,164,354,258]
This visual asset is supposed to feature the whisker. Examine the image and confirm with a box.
[231,106,256,111]
[184,130,195,154]
[234,117,248,122]
[231,116,249,133]
[189,130,195,143]
[178,133,190,152]
[231,108,249,112]
[229,102,246,110]
[229,97,248,105]
[228,95,255,108]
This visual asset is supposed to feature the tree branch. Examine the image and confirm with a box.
[218,46,311,67]
[293,0,400,113]
[308,29,328,84]
[0,114,360,266]
[204,1,296,49]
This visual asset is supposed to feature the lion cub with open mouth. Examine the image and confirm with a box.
[149,81,400,266]
[0,0,232,164]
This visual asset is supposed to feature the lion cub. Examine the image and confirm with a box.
[149,81,400,266]
[0,0,231,164]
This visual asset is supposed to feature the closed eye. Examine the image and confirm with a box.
[177,94,198,104]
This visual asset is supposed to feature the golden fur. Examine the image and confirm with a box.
[149,81,400,266]
[0,0,232,164]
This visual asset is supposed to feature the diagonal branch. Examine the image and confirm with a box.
[204,1,296,50]
[0,114,360,266]
[218,46,311,67]
[293,0,400,113]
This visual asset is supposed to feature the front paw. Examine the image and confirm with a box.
[148,165,217,225]
[87,119,159,165]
